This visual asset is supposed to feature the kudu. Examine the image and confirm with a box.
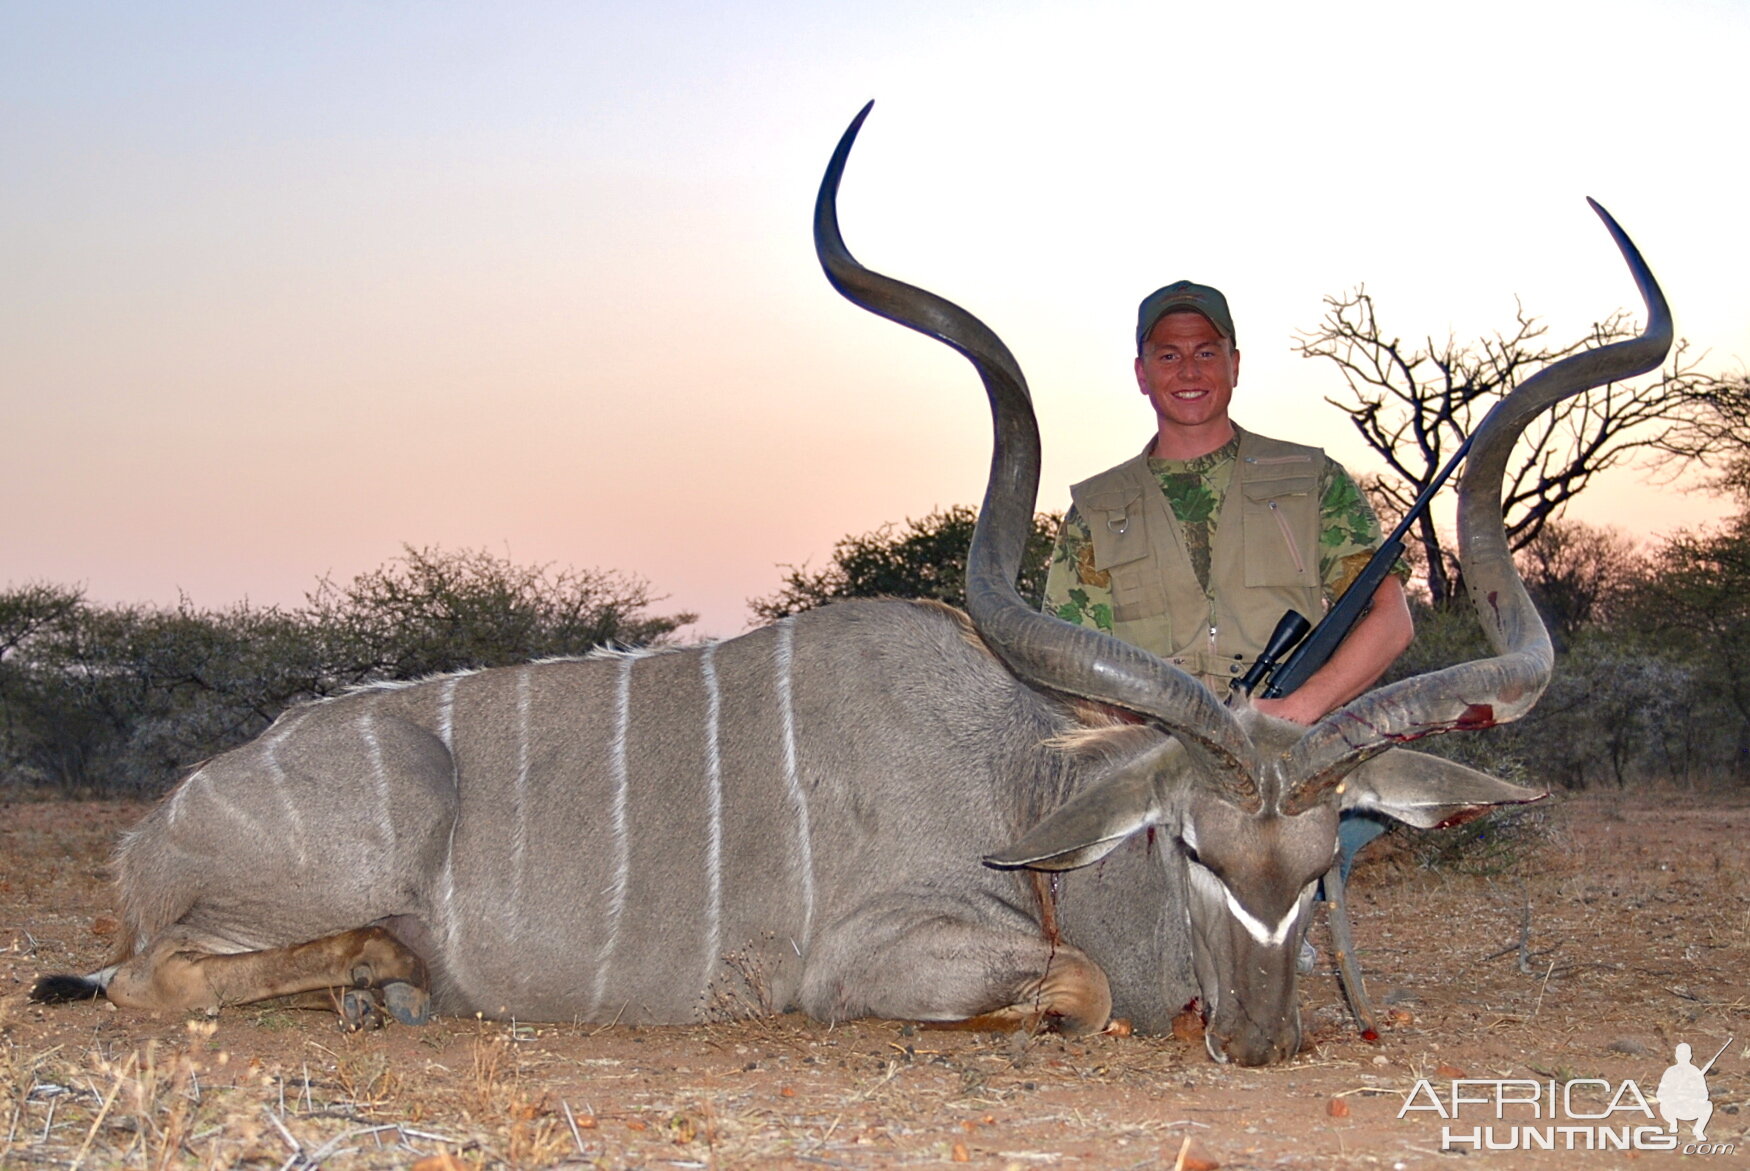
[33,106,1672,1065]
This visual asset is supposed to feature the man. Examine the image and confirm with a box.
[1043,280,1413,723]
[1043,283,1412,942]
[1656,1043,1713,1141]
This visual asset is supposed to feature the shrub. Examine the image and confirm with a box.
[0,547,692,797]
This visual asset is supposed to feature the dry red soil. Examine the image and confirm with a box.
[2,791,1745,1169]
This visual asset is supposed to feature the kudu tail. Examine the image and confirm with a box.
[31,895,138,1005]
[30,969,115,1004]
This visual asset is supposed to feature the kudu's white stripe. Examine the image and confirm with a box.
[700,643,725,999]
[590,655,636,1014]
[510,668,532,932]
[1186,862,1301,948]
[435,677,461,961]
[357,705,397,851]
[775,618,816,950]
[262,723,310,867]
[196,766,271,844]
[437,677,458,751]
[164,775,189,827]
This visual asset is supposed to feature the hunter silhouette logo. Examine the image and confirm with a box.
[1398,1036,1736,1155]
[1658,1040,1727,1142]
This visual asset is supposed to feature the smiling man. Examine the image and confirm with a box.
[1042,281,1413,727]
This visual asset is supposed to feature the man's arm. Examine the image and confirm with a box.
[1252,574,1413,725]
[1040,507,1116,633]
[1249,459,1415,724]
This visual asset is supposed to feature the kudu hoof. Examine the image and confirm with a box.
[381,980,431,1026]
[340,988,385,1031]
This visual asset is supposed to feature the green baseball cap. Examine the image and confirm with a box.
[1136,281,1236,352]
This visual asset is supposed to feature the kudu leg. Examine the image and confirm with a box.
[802,907,1113,1036]
[941,948,1112,1036]
[1320,861,1379,1037]
[106,925,431,1026]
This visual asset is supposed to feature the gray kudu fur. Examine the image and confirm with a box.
[34,104,1673,1066]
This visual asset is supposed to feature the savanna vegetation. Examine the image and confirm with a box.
[0,547,693,797]
[746,504,1061,622]
[6,294,1748,799]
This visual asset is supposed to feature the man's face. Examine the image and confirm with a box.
[1134,311,1240,432]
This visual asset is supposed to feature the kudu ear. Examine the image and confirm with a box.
[983,741,1180,871]
[1339,749,1545,829]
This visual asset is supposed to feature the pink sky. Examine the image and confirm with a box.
[5,2,1746,638]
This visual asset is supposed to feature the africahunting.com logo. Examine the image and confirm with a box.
[1398,1039,1735,1155]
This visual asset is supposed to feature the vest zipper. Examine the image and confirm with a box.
[1267,500,1306,575]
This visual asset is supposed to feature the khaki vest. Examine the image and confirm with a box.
[1069,428,1325,688]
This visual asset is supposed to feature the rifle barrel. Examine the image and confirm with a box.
[1255,404,1502,698]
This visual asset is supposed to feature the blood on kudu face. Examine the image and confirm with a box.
[1134,311,1240,436]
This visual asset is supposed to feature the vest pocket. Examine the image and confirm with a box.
[1082,488,1167,620]
[1241,472,1319,588]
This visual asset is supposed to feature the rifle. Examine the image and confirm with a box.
[1236,408,1500,699]
[1699,1037,1733,1076]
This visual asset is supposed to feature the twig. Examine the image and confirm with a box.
[561,1099,586,1156]
[396,1126,462,1144]
[264,1106,303,1171]
[304,1125,404,1164]
[69,1053,135,1171]
[1530,958,1557,1017]
[701,1092,720,1165]
[588,1002,630,1036]
[851,1060,904,1101]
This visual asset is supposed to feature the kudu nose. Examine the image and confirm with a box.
[1211,1022,1300,1067]
[1207,999,1303,1067]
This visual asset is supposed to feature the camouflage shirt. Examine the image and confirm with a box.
[1043,435,1400,635]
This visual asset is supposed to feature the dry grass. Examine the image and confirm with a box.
[2,791,1747,1169]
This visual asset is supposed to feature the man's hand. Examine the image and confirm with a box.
[1252,576,1414,725]
[1251,691,1326,726]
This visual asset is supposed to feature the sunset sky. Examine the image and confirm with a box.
[6,1,1747,638]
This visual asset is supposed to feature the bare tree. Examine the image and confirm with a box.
[1513,519,1645,647]
[0,582,83,663]
[1297,288,1746,606]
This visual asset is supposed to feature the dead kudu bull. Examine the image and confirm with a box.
[34,107,1671,1065]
